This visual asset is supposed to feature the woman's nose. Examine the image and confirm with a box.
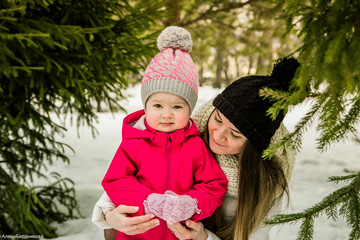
[213,127,226,142]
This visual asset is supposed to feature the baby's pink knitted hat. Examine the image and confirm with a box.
[141,26,199,114]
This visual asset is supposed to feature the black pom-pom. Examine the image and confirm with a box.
[270,57,300,91]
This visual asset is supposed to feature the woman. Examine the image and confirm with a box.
[92,57,300,240]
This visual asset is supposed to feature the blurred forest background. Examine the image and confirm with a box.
[1,0,359,239]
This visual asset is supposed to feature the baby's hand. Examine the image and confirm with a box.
[163,191,201,224]
[144,190,200,224]
[143,192,169,219]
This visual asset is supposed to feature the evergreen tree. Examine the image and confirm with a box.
[0,0,162,237]
[261,0,360,239]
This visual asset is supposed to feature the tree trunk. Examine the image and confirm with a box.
[248,56,254,75]
[256,55,264,74]
[213,47,223,88]
[223,56,230,86]
[235,56,241,78]
[198,62,205,86]
[164,0,181,26]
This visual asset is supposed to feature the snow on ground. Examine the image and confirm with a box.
[41,84,359,240]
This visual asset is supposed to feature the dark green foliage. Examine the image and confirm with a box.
[265,172,360,240]
[1,174,78,237]
[263,0,360,153]
[0,0,162,237]
[261,0,360,239]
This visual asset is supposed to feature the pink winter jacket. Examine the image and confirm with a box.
[102,110,228,240]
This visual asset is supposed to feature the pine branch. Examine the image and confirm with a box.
[270,0,360,153]
[317,97,360,151]
[263,96,323,159]
[0,6,25,15]
[265,171,360,240]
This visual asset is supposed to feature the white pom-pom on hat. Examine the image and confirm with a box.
[157,26,193,53]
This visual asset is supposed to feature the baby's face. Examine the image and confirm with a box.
[145,92,190,133]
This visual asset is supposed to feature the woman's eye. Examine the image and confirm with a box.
[231,132,241,139]
[214,116,222,123]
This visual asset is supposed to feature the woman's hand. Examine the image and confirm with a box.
[105,205,160,235]
[168,220,208,240]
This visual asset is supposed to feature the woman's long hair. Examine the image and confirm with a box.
[202,120,289,240]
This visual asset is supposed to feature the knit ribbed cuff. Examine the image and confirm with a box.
[141,78,198,114]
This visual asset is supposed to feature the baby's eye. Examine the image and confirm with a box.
[154,104,162,108]
[173,105,182,109]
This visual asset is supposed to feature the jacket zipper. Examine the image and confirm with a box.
[165,136,171,190]
[161,135,172,240]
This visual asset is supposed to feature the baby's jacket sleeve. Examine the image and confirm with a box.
[101,143,154,216]
[185,138,228,221]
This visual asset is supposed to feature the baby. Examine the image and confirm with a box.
[101,26,228,240]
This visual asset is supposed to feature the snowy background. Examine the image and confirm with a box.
[41,84,359,240]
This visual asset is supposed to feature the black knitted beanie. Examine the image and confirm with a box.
[213,57,300,154]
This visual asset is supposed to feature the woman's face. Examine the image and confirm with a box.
[207,109,247,155]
